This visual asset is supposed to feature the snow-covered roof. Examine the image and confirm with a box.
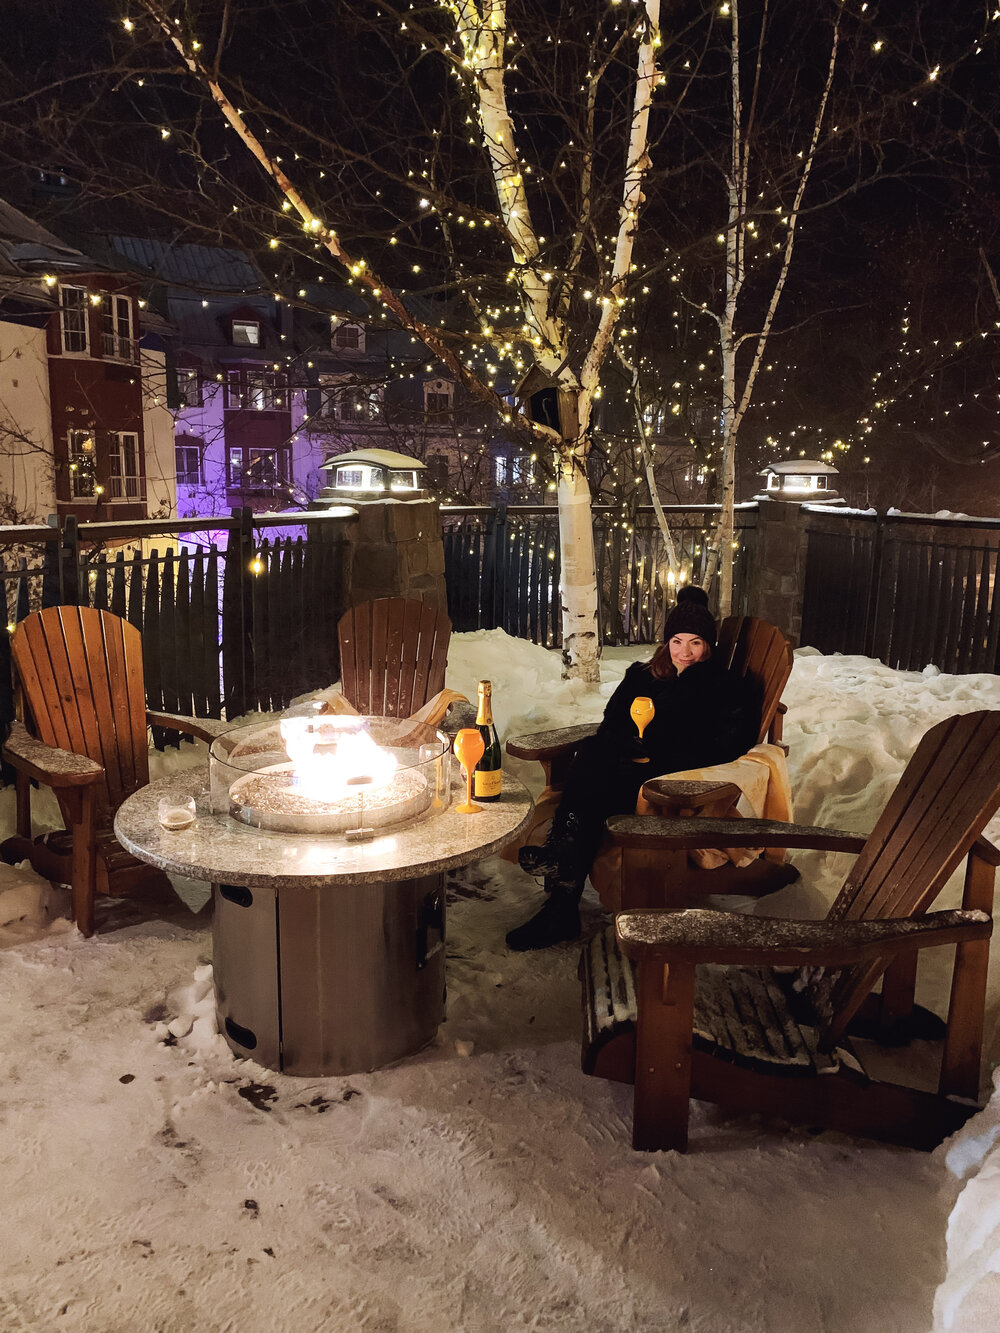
[321,448,426,472]
[758,459,839,476]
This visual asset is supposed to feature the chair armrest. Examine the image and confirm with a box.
[506,722,598,762]
[640,779,743,816]
[146,711,229,744]
[409,689,470,730]
[616,906,992,968]
[1,719,104,788]
[606,814,867,854]
[972,834,1000,867]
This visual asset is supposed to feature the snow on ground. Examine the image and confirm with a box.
[1,633,1000,1331]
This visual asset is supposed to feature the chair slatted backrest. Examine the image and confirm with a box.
[12,606,150,814]
[716,616,794,745]
[337,598,451,719]
[820,710,1000,1044]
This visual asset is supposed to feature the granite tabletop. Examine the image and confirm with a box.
[114,767,534,889]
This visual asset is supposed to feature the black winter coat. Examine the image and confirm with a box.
[547,658,762,880]
[592,657,762,775]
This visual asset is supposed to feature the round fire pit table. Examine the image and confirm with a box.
[115,767,532,1077]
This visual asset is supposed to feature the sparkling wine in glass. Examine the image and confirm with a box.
[629,696,654,763]
[454,728,486,813]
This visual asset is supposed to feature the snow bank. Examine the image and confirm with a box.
[2,635,1000,1329]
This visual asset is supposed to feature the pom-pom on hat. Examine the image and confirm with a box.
[662,585,717,648]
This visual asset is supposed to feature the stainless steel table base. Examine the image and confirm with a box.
[213,873,446,1076]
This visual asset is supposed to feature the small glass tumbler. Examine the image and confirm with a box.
[158,794,197,831]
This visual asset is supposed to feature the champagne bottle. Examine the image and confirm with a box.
[472,679,502,802]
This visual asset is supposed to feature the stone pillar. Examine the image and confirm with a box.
[344,498,447,610]
[745,501,809,645]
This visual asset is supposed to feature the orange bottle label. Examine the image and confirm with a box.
[473,767,502,797]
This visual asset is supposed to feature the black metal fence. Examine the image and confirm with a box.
[801,511,1000,674]
[0,507,354,735]
[441,504,757,646]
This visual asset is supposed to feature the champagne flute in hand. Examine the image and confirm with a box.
[454,728,486,813]
[629,695,654,763]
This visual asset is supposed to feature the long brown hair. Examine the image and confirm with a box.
[647,639,712,680]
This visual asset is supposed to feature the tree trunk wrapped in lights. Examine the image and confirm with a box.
[137,0,661,681]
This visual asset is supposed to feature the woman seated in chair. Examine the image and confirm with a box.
[507,586,762,951]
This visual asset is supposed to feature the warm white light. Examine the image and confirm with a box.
[281,715,398,801]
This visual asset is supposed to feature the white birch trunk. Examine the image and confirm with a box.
[144,0,661,682]
[705,0,838,616]
[449,0,660,680]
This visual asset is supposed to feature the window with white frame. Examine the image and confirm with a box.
[228,446,287,489]
[109,432,142,500]
[320,375,382,421]
[67,428,96,497]
[424,378,454,416]
[60,285,89,354]
[331,321,364,352]
[101,294,136,360]
[494,455,509,486]
[512,454,535,485]
[232,319,261,346]
[177,367,203,407]
[175,438,203,486]
[225,369,287,410]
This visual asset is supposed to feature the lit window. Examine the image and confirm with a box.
[101,294,135,360]
[67,429,96,497]
[767,473,780,490]
[512,454,534,485]
[109,432,142,499]
[60,286,88,354]
[494,456,509,486]
[232,319,260,346]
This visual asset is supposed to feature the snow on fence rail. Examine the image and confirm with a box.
[0,507,354,736]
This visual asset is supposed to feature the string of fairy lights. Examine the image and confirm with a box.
[115,0,1000,515]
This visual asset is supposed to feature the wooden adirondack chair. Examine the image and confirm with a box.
[1,605,226,937]
[504,616,795,903]
[333,598,467,726]
[581,710,1000,1152]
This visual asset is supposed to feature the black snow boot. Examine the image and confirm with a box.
[505,877,583,951]
[517,812,583,880]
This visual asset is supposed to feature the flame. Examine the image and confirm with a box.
[280,713,397,803]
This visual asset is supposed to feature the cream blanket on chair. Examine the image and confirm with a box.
[636,741,793,869]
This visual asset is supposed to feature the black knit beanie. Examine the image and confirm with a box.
[662,585,717,647]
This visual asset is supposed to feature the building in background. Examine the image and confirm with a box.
[0,198,175,525]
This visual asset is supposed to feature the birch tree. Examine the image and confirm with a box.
[122,0,662,680]
[698,0,840,613]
